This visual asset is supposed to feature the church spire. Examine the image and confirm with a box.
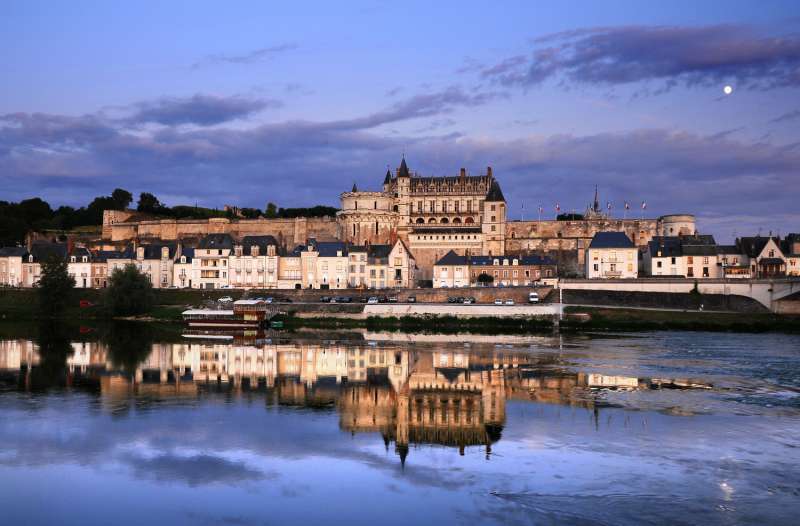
[383,169,391,185]
[593,185,600,213]
[352,182,358,192]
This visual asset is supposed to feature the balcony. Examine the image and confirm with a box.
[602,270,622,278]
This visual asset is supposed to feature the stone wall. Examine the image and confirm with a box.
[506,218,659,268]
[108,216,339,247]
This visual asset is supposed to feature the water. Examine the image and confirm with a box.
[1,324,799,525]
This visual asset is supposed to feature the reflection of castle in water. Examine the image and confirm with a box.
[0,337,710,463]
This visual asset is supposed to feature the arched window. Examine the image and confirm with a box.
[374,201,377,209]
[375,221,378,235]
[428,218,437,224]
[452,217,461,224]
[416,218,425,224]
[353,224,356,237]
[393,205,398,212]
[440,218,449,224]
[465,217,475,224]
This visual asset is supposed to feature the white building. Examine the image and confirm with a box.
[585,232,638,279]
[193,234,234,289]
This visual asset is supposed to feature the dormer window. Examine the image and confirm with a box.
[493,259,499,266]
[180,256,186,263]
[82,256,88,263]
[512,259,518,265]
[70,256,76,263]
[28,255,33,263]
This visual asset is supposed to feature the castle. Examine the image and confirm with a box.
[101,158,696,279]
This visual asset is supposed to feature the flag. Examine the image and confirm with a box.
[624,201,630,210]
[641,201,647,210]
[538,205,543,214]
[607,201,612,210]
[555,203,561,212]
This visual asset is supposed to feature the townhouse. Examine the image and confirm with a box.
[433,250,556,288]
[0,247,27,287]
[193,234,234,289]
[644,235,719,278]
[229,236,279,289]
[585,232,638,279]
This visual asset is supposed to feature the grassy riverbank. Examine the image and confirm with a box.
[2,288,797,334]
[561,306,800,333]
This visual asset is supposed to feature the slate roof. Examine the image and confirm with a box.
[434,250,467,266]
[485,180,506,202]
[737,236,780,258]
[240,235,278,256]
[91,250,130,262]
[716,245,741,255]
[648,237,682,257]
[588,232,635,249]
[29,242,68,262]
[137,243,177,259]
[177,247,195,262]
[398,158,410,178]
[198,233,234,250]
[0,247,28,257]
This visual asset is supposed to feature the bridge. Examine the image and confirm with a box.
[559,278,800,312]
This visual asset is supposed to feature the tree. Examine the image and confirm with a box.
[37,255,75,318]
[105,264,155,317]
[477,273,494,286]
[111,188,133,210]
[137,192,163,214]
[86,196,118,224]
[264,202,278,218]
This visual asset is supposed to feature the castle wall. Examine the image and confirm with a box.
[109,216,338,247]
[505,218,660,268]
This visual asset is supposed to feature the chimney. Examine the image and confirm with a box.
[487,166,493,178]
[460,168,466,178]
[67,238,74,255]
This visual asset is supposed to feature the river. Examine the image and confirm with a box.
[0,323,798,525]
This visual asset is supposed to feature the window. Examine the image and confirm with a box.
[657,261,662,268]
[703,257,709,264]
[687,256,694,264]
[593,264,599,271]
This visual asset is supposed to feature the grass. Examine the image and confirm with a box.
[562,306,800,333]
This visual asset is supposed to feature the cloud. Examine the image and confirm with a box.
[1,89,798,241]
[770,108,800,123]
[481,25,800,91]
[128,94,281,126]
[123,452,268,486]
[191,43,298,69]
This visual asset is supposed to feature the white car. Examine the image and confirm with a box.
[504,299,515,305]
[218,296,234,303]
[367,297,379,304]
[528,292,539,303]
[494,299,503,305]
[265,297,273,304]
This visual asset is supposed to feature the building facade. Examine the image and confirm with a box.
[585,232,638,279]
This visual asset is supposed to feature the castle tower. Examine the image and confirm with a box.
[482,175,506,256]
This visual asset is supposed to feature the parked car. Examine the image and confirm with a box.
[505,299,515,305]
[388,296,399,303]
[220,285,234,289]
[338,296,353,303]
[447,297,457,303]
[528,292,540,303]
[378,296,389,303]
[319,296,331,303]
[493,298,503,305]
[407,295,416,303]
[367,297,379,304]
[357,296,368,303]
[265,297,274,304]
[218,296,234,303]
[463,298,474,305]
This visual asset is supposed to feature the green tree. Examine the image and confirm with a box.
[37,255,75,318]
[137,192,164,214]
[264,202,278,218]
[105,264,155,317]
[477,273,494,286]
[111,188,133,210]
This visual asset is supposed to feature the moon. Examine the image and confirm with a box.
[723,85,733,95]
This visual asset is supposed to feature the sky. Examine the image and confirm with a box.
[1,0,799,242]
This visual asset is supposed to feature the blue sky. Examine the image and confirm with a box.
[1,0,799,241]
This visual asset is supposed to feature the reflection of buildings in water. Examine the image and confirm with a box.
[0,338,712,461]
